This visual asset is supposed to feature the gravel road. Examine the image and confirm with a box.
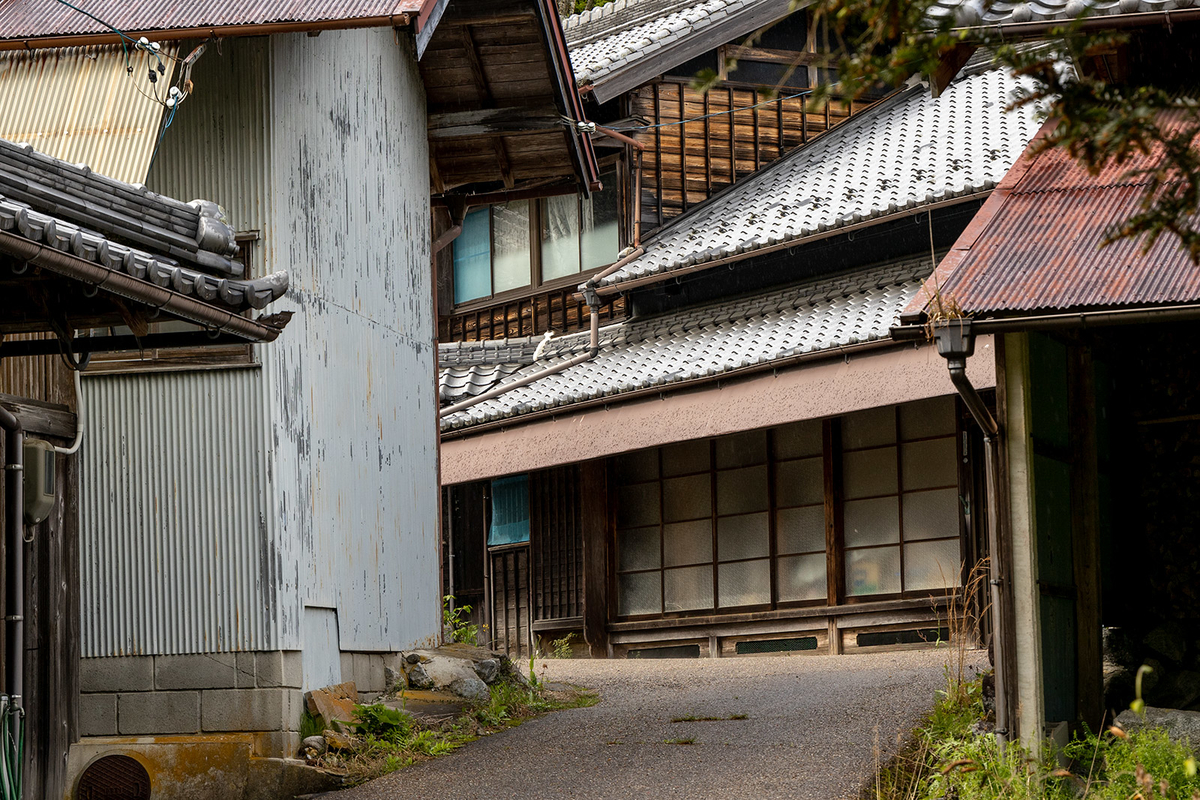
[328,648,981,800]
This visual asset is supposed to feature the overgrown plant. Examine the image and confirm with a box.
[443,595,480,646]
[550,633,576,659]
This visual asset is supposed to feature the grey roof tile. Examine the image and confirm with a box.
[590,67,1042,291]
[440,255,935,430]
[927,0,1194,26]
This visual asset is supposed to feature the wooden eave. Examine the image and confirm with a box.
[421,0,598,198]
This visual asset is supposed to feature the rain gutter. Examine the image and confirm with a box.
[0,13,419,52]
[930,320,1009,749]
[0,231,282,342]
[891,301,1200,340]
[0,406,23,735]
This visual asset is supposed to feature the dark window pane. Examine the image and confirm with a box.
[717,512,769,561]
[453,208,490,303]
[716,465,768,514]
[618,572,662,615]
[617,483,660,528]
[774,419,822,459]
[663,474,712,522]
[615,449,659,483]
[901,437,957,490]
[618,526,661,571]
[899,396,956,440]
[842,406,896,449]
[487,474,529,545]
[776,505,825,554]
[663,519,713,566]
[842,447,897,499]
[902,488,959,541]
[664,566,714,612]
[662,439,710,476]
[715,430,767,469]
[775,456,823,507]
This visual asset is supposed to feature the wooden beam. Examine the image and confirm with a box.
[725,45,832,67]
[0,394,75,439]
[932,43,979,97]
[428,105,562,139]
[580,460,610,658]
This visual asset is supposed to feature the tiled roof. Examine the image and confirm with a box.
[927,0,1196,27]
[440,256,932,431]
[0,137,287,312]
[565,0,793,101]
[913,108,1200,317]
[592,66,1041,291]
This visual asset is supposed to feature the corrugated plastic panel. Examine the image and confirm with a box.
[936,110,1200,314]
[0,0,421,41]
[79,369,275,656]
[264,29,440,652]
[0,44,175,185]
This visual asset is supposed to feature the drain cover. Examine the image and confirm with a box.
[77,754,151,800]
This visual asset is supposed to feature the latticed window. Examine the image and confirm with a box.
[613,397,963,619]
[488,474,531,547]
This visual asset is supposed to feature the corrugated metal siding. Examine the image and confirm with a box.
[938,110,1200,314]
[264,29,439,651]
[0,44,174,185]
[79,369,274,656]
[147,36,269,273]
[0,1,421,40]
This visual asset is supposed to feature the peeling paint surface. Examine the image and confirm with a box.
[264,29,438,652]
[78,31,439,657]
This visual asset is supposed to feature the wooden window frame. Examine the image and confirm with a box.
[449,158,624,311]
[610,400,966,622]
[85,232,262,375]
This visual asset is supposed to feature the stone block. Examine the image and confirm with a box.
[118,691,200,735]
[339,653,354,686]
[284,689,304,730]
[305,682,357,729]
[353,653,384,694]
[80,693,117,736]
[202,688,288,732]
[256,651,303,689]
[236,653,257,689]
[81,656,154,693]
[156,653,237,690]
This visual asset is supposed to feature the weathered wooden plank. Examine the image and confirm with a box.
[0,394,75,439]
[581,461,609,657]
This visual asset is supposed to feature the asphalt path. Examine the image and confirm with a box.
[328,648,980,800]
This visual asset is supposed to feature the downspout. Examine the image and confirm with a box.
[440,289,603,419]
[0,405,23,757]
[932,320,1010,748]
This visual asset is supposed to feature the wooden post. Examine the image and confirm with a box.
[1070,342,1104,732]
[823,419,845,607]
[580,460,610,658]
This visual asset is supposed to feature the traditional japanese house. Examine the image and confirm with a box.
[439,42,1043,661]
[0,0,596,795]
[892,0,1200,754]
[0,138,289,798]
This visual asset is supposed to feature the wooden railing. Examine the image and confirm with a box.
[439,286,627,343]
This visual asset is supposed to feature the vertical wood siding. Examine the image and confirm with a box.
[531,466,583,622]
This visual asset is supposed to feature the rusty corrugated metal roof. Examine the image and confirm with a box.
[0,0,423,44]
[919,111,1200,316]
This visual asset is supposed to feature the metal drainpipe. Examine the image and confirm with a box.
[0,405,23,737]
[933,320,1009,748]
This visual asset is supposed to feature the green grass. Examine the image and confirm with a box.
[670,713,749,723]
[866,673,1200,800]
[664,737,696,745]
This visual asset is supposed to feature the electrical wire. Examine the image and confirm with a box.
[145,98,178,178]
[52,0,170,87]
[606,89,814,131]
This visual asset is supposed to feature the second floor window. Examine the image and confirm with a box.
[452,171,620,305]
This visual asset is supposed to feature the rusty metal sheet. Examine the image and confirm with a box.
[0,0,422,42]
[935,111,1200,315]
